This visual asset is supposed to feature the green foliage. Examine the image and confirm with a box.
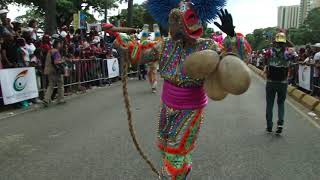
[288,8,320,45]
[110,3,156,29]
[15,9,45,28]
[3,0,123,28]
[202,26,214,38]
[244,7,320,50]
[245,27,277,51]
[304,7,320,30]
[55,0,119,27]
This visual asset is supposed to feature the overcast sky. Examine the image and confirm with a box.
[8,0,301,34]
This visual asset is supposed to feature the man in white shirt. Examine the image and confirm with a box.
[313,43,320,62]
[312,43,320,94]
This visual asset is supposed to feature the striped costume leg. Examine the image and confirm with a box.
[158,103,204,180]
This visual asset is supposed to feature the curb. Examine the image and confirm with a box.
[248,65,320,113]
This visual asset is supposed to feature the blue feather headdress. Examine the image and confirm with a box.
[146,0,227,27]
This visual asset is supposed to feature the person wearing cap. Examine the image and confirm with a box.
[0,9,15,37]
[263,32,292,135]
[312,43,320,61]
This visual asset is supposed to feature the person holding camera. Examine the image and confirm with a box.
[43,39,65,107]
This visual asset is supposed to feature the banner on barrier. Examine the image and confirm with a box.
[0,67,39,105]
[298,64,312,91]
[87,23,101,32]
[107,58,120,78]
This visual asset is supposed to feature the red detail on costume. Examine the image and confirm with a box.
[102,23,114,29]
[163,159,191,177]
[182,7,203,39]
[129,43,143,65]
[103,23,119,37]
[236,33,252,53]
[115,34,127,48]
[184,9,199,25]
[158,109,202,155]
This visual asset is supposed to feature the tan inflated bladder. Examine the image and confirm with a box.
[183,50,220,79]
[217,55,251,95]
[204,72,228,101]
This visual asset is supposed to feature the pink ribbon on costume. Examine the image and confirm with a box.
[161,81,208,110]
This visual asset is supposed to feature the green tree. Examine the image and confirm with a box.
[2,0,123,34]
[110,3,156,29]
[246,27,277,50]
[15,8,45,28]
[288,27,311,45]
[304,7,320,31]
[288,7,320,45]
[245,33,255,47]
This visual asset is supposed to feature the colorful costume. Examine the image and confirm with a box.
[104,0,251,179]
[140,24,160,93]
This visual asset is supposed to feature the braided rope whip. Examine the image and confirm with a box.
[121,51,160,178]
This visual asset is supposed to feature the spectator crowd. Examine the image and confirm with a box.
[248,42,320,96]
[0,8,120,107]
[0,11,115,71]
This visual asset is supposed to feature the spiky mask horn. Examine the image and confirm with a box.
[146,0,227,39]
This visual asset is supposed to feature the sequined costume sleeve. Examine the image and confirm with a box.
[222,33,252,61]
[139,40,163,64]
[113,32,163,65]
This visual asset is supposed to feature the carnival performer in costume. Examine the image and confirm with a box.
[140,24,160,92]
[148,24,161,93]
[103,0,251,179]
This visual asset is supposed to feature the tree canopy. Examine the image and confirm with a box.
[110,3,156,29]
[245,27,277,51]
[288,7,320,45]
[2,0,123,33]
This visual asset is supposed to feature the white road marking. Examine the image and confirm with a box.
[286,99,320,129]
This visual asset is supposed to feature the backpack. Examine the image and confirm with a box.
[50,50,65,75]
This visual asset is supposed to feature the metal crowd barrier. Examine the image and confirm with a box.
[36,58,113,94]
[0,58,137,106]
[250,62,320,95]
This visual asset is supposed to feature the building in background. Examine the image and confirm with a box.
[278,5,300,30]
[299,0,320,25]
[311,0,320,9]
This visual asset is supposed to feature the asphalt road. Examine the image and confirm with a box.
[0,74,319,180]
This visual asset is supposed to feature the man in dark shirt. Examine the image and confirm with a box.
[263,32,291,135]
[2,36,17,66]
